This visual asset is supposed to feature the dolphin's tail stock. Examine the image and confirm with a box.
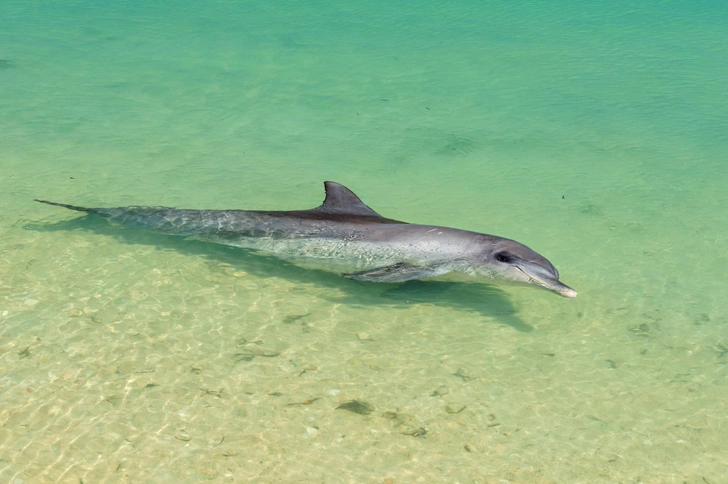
[34,199,95,213]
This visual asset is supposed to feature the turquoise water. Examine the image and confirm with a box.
[2,1,727,482]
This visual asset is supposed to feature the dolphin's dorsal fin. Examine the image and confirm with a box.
[313,181,383,217]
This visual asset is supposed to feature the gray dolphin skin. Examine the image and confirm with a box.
[35,181,576,297]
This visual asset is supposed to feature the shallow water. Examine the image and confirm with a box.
[1,1,728,482]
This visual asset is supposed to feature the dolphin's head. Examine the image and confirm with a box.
[473,236,577,298]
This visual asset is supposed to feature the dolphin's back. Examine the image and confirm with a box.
[35,181,404,241]
[34,199,399,241]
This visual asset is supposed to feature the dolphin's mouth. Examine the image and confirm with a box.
[515,266,577,298]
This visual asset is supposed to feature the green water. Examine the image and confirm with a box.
[2,1,727,482]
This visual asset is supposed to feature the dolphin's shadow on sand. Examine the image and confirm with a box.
[27,215,533,332]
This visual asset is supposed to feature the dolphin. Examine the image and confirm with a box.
[35,181,576,297]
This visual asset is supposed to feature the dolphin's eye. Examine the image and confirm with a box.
[495,253,511,263]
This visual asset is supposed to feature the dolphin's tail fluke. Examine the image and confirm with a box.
[34,199,94,213]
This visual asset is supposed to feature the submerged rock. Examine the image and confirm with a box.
[336,400,374,415]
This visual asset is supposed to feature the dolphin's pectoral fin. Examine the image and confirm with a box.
[343,263,448,283]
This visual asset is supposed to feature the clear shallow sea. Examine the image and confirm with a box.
[1,1,727,482]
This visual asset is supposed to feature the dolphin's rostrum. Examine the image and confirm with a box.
[35,181,576,297]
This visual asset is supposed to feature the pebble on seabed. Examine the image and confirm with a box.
[336,400,374,415]
[357,332,374,341]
